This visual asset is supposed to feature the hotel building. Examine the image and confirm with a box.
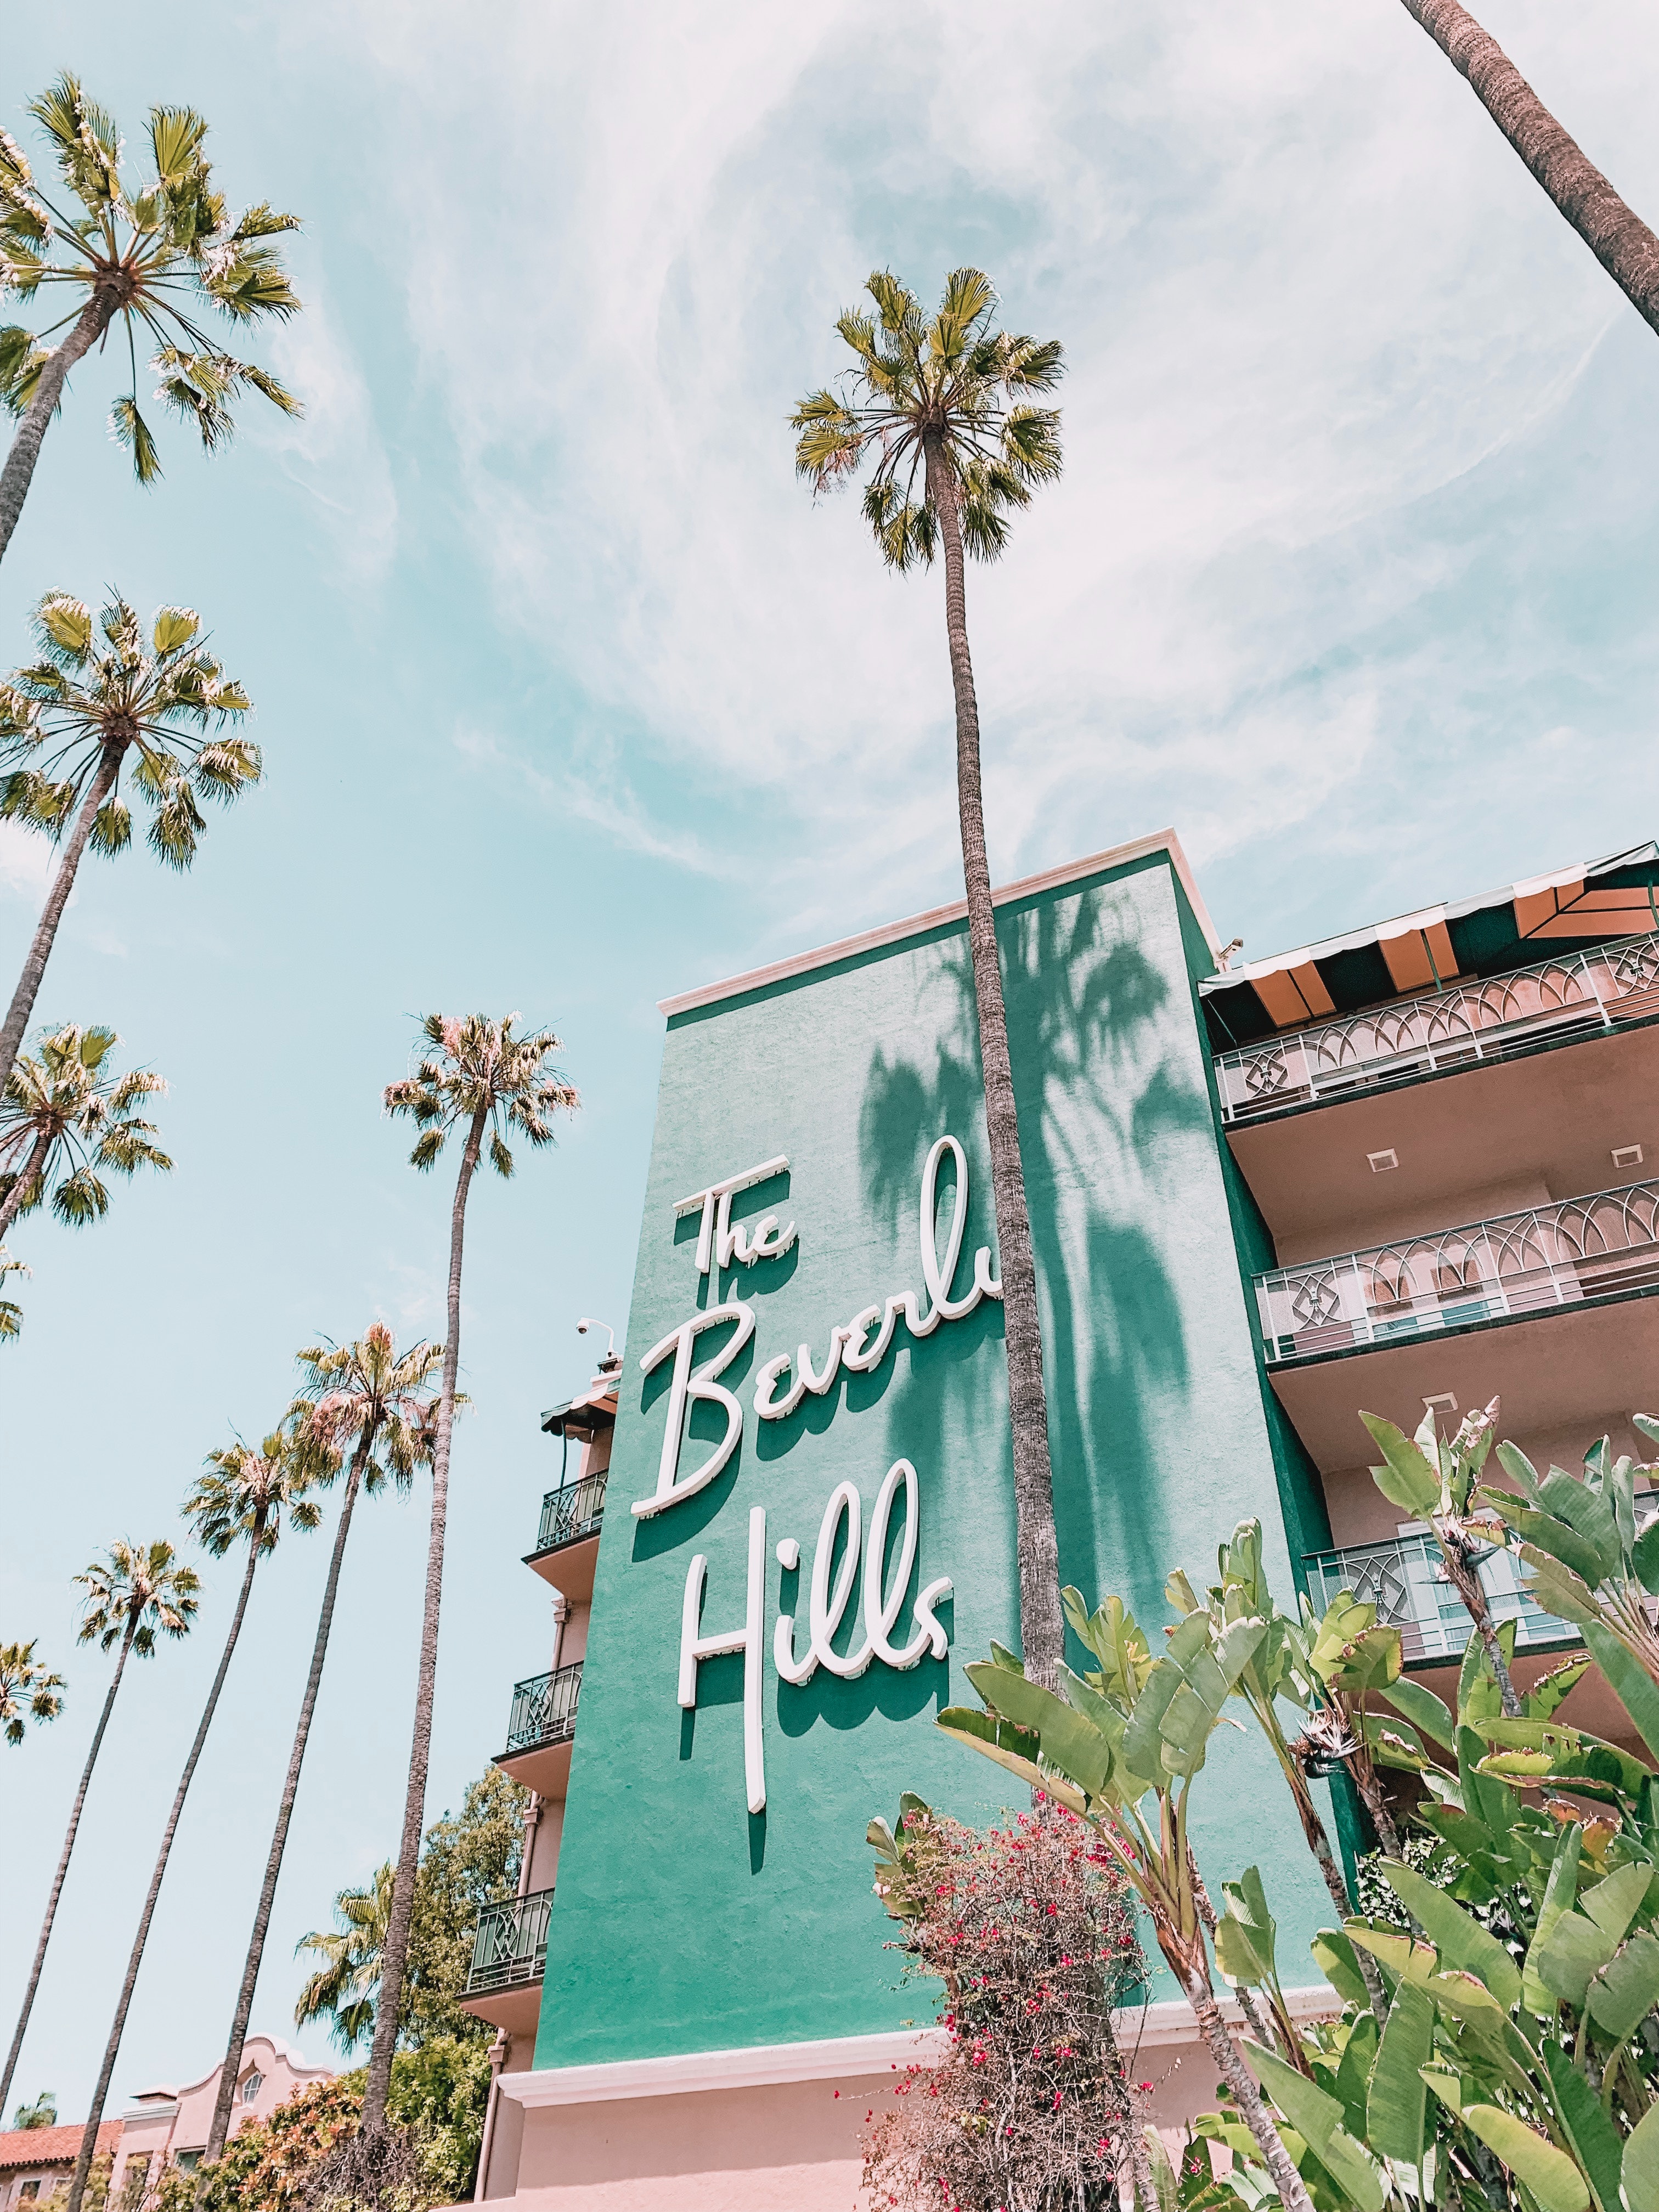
[460,829,1659,2208]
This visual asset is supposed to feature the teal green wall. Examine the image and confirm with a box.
[534,847,1335,2069]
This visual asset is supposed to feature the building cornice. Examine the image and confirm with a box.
[499,1988,1336,2109]
[658,829,1218,1018]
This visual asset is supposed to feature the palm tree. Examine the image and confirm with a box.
[0,74,301,562]
[0,1540,198,2117]
[294,1864,395,2056]
[1398,2,1659,334]
[0,1640,63,1743]
[793,270,1066,1686]
[200,1325,443,2178]
[0,1245,27,1339]
[12,2091,55,2130]
[0,590,258,1086]
[363,1015,578,2129]
[65,1439,318,2212]
[0,1024,170,1244]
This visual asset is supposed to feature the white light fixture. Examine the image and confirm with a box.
[1368,1149,1399,1173]
[1424,1392,1458,1415]
[1613,1144,1645,1170]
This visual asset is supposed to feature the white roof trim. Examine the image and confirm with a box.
[658,830,1219,1018]
[499,1986,1337,2109]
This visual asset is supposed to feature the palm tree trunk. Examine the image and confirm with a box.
[1399,0,1659,335]
[0,742,123,1088]
[1179,1971,1317,2212]
[0,296,112,569]
[0,1613,137,2116]
[0,1127,53,1243]
[921,430,1064,1693]
[67,1532,265,2212]
[362,1103,486,2129]
[200,1444,373,2177]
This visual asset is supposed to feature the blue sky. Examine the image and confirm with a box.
[3,0,1658,2119]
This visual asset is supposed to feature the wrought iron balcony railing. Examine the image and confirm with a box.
[1303,1533,1570,1664]
[464,1886,554,1996]
[504,1661,583,1756]
[1215,932,1659,1122]
[535,1467,608,1554]
[1255,1180,1659,1365]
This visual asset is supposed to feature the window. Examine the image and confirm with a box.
[173,2152,202,2174]
[20,2184,41,2202]
[241,2070,264,2104]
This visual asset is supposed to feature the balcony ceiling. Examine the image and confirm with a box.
[1231,1021,1659,1263]
[458,1982,542,2037]
[494,1735,574,1800]
[526,1530,600,1601]
[1270,1286,1659,1472]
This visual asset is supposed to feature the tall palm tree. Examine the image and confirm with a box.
[200,1326,443,2177]
[0,590,258,1086]
[0,1540,198,2117]
[0,74,301,563]
[0,1640,63,1744]
[793,270,1066,1686]
[294,1864,396,2056]
[65,1439,318,2212]
[363,1015,578,2129]
[1398,2,1659,334]
[0,1024,169,1244]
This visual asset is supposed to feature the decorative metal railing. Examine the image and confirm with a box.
[535,1468,608,1554]
[1215,932,1659,1122]
[1303,1533,1570,1664]
[464,1887,555,1996]
[504,1662,583,1756]
[1255,1180,1659,1365]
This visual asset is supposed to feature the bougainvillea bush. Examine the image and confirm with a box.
[861,1797,1147,2212]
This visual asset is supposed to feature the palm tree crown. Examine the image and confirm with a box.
[76,1540,198,1657]
[185,1432,320,1559]
[1,1640,64,1745]
[791,268,1062,570]
[384,1013,579,1177]
[0,592,256,867]
[291,1323,445,1489]
[0,75,300,481]
[0,1024,169,1241]
[294,1863,394,2055]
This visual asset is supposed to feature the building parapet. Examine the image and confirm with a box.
[1254,1180,1659,1365]
[1216,933,1659,1124]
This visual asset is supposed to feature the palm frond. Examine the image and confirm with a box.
[110,395,162,484]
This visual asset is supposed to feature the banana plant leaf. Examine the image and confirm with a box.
[1586,1927,1659,2039]
[1380,1860,1521,2011]
[1244,2039,1386,2212]
[1542,2041,1624,2212]
[1622,2098,1659,2212]
[1583,1623,1659,1764]
[1365,1981,1432,2164]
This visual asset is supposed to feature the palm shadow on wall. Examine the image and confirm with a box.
[859,888,1214,1639]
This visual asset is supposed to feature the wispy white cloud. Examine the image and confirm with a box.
[452,724,730,876]
[256,282,398,582]
[0,823,52,905]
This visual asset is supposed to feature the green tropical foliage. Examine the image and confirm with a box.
[0,1244,25,1338]
[13,2089,55,2128]
[0,74,300,477]
[0,1024,168,1243]
[296,1863,395,2055]
[383,1013,578,1182]
[0,1640,63,1745]
[76,1539,198,1657]
[791,266,1062,570]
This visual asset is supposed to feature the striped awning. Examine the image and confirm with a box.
[1200,843,1659,1051]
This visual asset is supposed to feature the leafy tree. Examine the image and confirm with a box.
[0,74,301,561]
[66,1440,318,2212]
[1397,3,1659,337]
[202,1327,442,2177]
[793,269,1066,1688]
[364,1015,577,2129]
[294,1771,526,2058]
[163,2078,361,2212]
[0,1640,63,1744]
[13,2089,55,2128]
[0,591,258,1086]
[0,1542,198,2117]
[0,1024,168,1245]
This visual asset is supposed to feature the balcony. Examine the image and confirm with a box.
[464,1887,554,1998]
[1255,1180,1659,1368]
[535,1468,608,1554]
[1304,1532,1572,1665]
[1216,933,1659,1125]
[494,1661,583,1798]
